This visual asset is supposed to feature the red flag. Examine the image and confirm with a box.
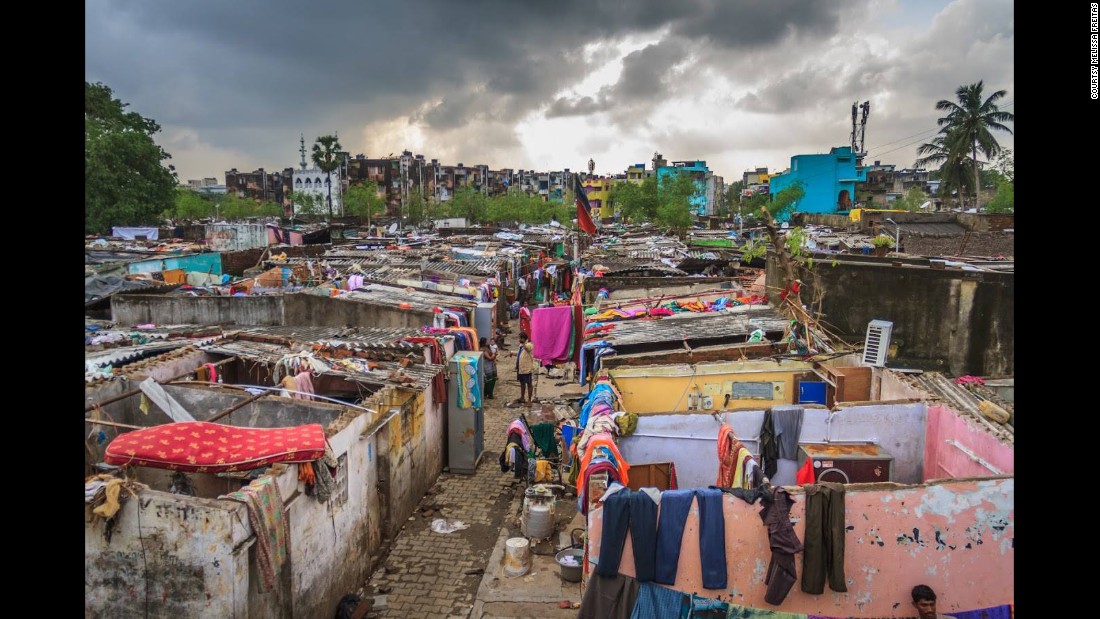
[574,174,597,234]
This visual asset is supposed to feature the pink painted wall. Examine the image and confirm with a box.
[586,478,1013,617]
[923,405,1014,480]
[266,228,304,246]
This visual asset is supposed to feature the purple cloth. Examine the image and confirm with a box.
[951,605,1012,619]
[531,306,575,362]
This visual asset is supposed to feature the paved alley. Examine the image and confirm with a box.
[366,330,534,618]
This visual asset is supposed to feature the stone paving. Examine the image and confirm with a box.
[367,329,545,618]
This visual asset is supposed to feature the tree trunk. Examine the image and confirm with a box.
[972,142,980,211]
[327,172,334,219]
[760,208,800,306]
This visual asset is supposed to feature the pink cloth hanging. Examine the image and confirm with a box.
[531,305,574,363]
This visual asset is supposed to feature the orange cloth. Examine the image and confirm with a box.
[577,432,630,487]
[298,461,315,485]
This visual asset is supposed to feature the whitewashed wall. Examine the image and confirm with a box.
[617,402,927,489]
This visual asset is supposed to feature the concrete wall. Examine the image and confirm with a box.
[923,405,1014,480]
[792,212,855,229]
[616,402,927,488]
[112,294,286,326]
[128,252,223,276]
[85,384,445,619]
[609,360,816,414]
[110,292,437,329]
[767,257,1013,376]
[85,488,253,618]
[901,232,1014,258]
[283,293,435,328]
[956,213,1014,232]
[586,477,1014,617]
[206,224,270,251]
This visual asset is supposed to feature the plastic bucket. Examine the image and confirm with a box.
[555,547,584,582]
[503,537,530,577]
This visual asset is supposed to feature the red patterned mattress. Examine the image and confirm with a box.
[104,422,327,473]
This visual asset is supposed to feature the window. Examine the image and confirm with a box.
[295,178,302,186]
[333,452,349,507]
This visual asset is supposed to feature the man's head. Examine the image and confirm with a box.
[478,337,487,348]
[911,585,938,619]
[519,332,529,343]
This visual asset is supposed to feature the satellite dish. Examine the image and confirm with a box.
[387,223,398,234]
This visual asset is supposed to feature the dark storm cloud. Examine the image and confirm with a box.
[86,0,1007,181]
[546,96,608,118]
[546,39,690,121]
[669,0,848,48]
[86,1,852,138]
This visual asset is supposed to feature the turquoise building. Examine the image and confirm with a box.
[768,146,867,221]
[657,160,709,216]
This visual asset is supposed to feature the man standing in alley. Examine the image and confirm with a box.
[912,584,955,619]
[514,332,535,405]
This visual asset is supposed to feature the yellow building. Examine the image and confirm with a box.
[582,176,613,219]
[625,164,646,184]
[608,359,817,414]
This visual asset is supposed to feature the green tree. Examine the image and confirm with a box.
[992,148,1013,183]
[258,200,283,217]
[985,181,1014,214]
[721,181,745,217]
[762,182,805,220]
[288,191,324,217]
[311,134,342,219]
[916,134,973,208]
[85,82,178,234]
[170,187,214,220]
[654,173,697,233]
[444,187,489,223]
[345,182,386,226]
[610,177,659,223]
[933,81,1014,209]
[405,188,431,226]
[892,187,930,212]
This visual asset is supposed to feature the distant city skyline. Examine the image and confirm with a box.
[86,0,1013,184]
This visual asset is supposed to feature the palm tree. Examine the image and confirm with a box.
[933,81,1013,209]
[311,134,342,219]
[914,132,974,209]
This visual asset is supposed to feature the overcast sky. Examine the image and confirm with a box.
[86,0,1014,184]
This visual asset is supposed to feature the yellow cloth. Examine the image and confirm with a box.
[732,447,752,489]
[139,393,150,415]
[535,459,553,483]
[92,478,124,519]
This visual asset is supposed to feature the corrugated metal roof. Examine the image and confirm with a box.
[198,339,443,390]
[905,372,1014,444]
[235,326,435,350]
[604,265,688,276]
[333,283,480,312]
[85,337,222,382]
[594,309,789,350]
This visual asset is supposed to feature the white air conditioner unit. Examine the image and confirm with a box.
[862,320,893,367]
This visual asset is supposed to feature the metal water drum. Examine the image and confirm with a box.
[503,537,531,577]
[521,485,556,539]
